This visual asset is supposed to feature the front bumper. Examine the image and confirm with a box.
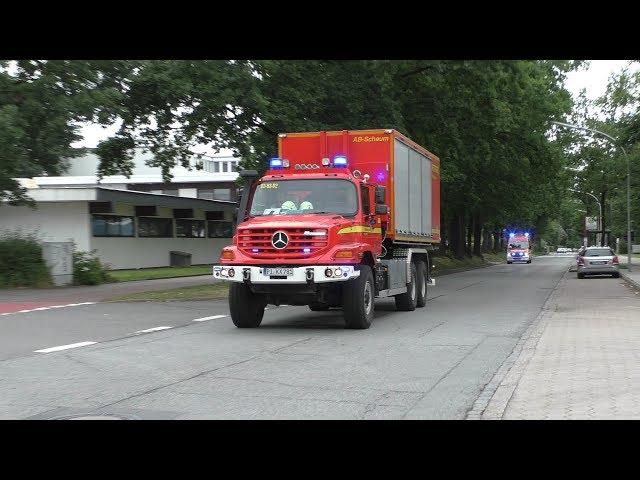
[508,256,530,262]
[212,265,360,284]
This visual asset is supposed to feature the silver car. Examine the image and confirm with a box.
[576,246,620,279]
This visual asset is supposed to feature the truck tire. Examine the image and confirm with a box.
[343,265,375,329]
[309,302,330,312]
[416,260,428,308]
[577,272,584,279]
[229,283,265,328]
[395,262,417,312]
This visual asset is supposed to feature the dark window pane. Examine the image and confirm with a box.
[91,215,134,237]
[176,219,205,238]
[207,221,234,238]
[138,217,173,238]
[92,216,106,236]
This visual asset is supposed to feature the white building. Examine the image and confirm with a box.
[0,150,242,270]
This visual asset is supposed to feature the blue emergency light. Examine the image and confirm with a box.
[333,155,348,167]
[509,232,515,238]
[524,232,530,238]
[269,158,283,169]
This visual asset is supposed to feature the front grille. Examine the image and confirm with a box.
[238,228,328,258]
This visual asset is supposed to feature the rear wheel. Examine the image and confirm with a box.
[527,260,531,264]
[577,272,585,279]
[416,260,428,308]
[229,283,265,328]
[613,272,620,278]
[309,302,330,312]
[343,266,375,329]
[507,261,513,264]
[395,262,417,312]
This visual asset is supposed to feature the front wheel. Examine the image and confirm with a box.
[229,283,265,328]
[343,266,375,329]
[395,262,417,312]
[527,260,531,264]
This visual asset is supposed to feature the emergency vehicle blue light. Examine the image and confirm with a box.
[303,248,311,253]
[333,155,348,167]
[509,232,515,238]
[269,158,283,169]
[524,232,530,237]
[252,248,260,253]
[376,171,386,182]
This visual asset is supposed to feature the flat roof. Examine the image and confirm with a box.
[5,186,237,211]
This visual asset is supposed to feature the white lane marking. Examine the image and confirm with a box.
[35,341,97,353]
[133,326,173,334]
[192,315,227,322]
[0,302,97,317]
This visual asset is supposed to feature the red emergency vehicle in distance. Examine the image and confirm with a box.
[507,232,532,264]
[214,129,441,329]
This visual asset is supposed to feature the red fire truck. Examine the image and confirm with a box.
[214,129,441,329]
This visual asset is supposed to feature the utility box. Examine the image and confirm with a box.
[42,242,74,286]
[170,251,192,267]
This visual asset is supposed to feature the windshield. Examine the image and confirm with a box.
[509,242,528,249]
[249,179,358,217]
[584,248,614,257]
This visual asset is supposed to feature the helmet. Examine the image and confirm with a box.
[300,201,314,210]
[281,200,297,210]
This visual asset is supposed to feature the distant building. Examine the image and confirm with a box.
[1,150,242,270]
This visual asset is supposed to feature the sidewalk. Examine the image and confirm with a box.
[0,275,217,313]
[618,254,640,289]
[474,268,640,419]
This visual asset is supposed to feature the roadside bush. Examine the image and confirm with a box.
[73,251,114,285]
[0,233,52,288]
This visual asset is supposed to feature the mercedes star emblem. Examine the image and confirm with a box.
[271,231,289,250]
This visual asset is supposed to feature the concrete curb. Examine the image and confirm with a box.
[466,268,567,420]
[620,270,640,290]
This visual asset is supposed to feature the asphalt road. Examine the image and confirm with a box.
[0,255,575,419]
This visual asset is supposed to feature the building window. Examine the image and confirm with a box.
[213,162,220,173]
[138,217,173,238]
[221,162,228,173]
[176,219,206,238]
[213,188,231,201]
[197,189,214,200]
[92,215,135,237]
[208,220,234,238]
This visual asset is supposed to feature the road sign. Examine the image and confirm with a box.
[585,217,599,232]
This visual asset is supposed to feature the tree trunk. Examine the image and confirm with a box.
[466,215,473,257]
[482,227,492,253]
[473,215,482,256]
[600,190,606,247]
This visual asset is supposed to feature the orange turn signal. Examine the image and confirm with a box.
[334,250,354,259]
[221,250,235,261]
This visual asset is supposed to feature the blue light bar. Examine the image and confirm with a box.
[524,232,530,237]
[333,155,348,167]
[269,158,283,169]
[509,232,515,237]
[303,248,311,254]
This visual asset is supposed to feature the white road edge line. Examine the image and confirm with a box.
[35,341,97,353]
[133,326,173,334]
[192,315,227,322]
[1,302,97,317]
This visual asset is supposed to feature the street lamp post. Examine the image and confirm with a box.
[569,188,603,245]
[553,121,632,271]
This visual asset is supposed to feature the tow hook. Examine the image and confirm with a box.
[242,268,251,284]
[305,268,314,285]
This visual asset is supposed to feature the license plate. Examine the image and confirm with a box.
[264,267,293,276]
[591,261,607,265]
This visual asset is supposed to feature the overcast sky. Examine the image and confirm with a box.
[75,60,640,152]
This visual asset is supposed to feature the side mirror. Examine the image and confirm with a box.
[375,204,389,215]
[375,186,386,204]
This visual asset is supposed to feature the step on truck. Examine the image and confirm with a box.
[213,129,441,329]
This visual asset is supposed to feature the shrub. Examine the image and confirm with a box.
[73,250,114,285]
[0,233,52,288]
